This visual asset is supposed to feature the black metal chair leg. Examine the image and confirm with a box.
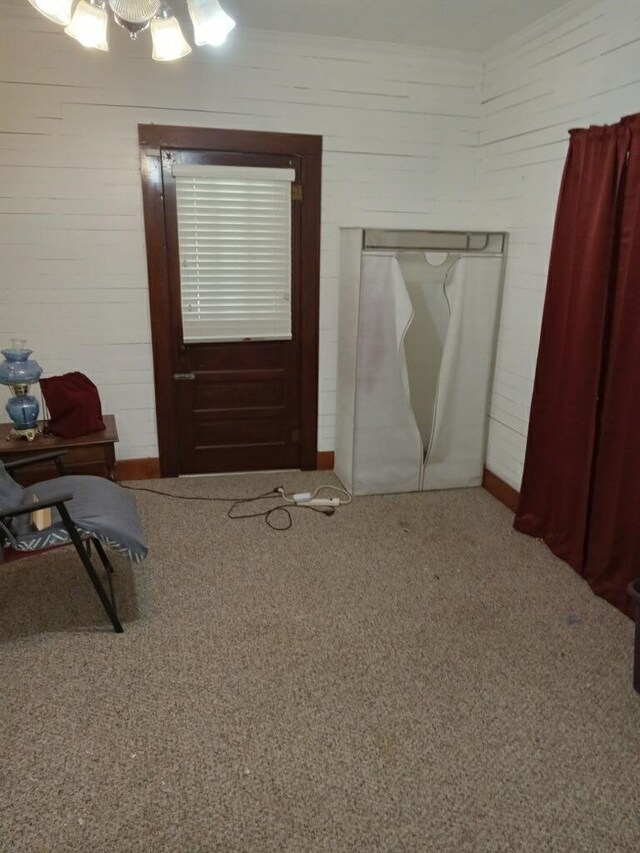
[92,538,114,574]
[57,504,123,633]
[91,537,118,613]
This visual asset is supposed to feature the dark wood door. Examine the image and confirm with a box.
[139,126,322,477]
[163,149,301,474]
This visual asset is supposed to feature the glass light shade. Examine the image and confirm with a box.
[151,16,192,61]
[0,343,42,387]
[187,0,235,47]
[64,1,109,50]
[108,0,159,23]
[27,0,74,26]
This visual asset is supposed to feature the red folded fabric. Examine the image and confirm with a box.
[40,372,105,439]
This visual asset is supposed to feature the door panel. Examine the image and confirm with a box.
[194,377,284,410]
[175,341,298,473]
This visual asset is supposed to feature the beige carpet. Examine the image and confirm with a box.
[1,472,638,852]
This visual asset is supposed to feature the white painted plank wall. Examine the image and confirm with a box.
[0,7,481,460]
[479,0,640,490]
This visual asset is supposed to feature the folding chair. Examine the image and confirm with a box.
[0,451,147,633]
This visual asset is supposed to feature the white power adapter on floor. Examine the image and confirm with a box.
[292,492,341,506]
[280,487,351,508]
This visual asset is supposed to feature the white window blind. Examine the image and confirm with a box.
[173,164,296,342]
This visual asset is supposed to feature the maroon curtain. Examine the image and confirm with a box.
[514,123,628,572]
[584,115,640,617]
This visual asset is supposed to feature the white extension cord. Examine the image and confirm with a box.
[277,485,352,508]
[299,496,341,507]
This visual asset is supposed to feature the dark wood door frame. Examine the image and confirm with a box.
[138,124,322,477]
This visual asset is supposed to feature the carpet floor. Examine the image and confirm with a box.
[1,472,639,852]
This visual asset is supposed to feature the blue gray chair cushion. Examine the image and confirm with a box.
[1,469,148,564]
[0,462,25,511]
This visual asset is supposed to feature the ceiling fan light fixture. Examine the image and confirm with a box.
[26,0,238,61]
[64,0,110,50]
[187,0,235,47]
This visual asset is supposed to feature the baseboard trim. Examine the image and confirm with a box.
[116,454,334,479]
[482,468,520,513]
[117,457,161,481]
[316,451,334,470]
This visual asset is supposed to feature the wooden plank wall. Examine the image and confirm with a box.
[0,5,481,460]
[479,0,640,490]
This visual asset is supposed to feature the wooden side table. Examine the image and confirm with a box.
[0,415,119,485]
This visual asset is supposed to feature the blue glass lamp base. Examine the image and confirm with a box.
[6,394,40,431]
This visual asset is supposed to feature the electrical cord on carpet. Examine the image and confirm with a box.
[120,484,350,531]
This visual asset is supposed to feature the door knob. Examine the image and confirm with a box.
[173,373,196,380]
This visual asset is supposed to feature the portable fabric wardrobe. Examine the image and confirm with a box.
[335,229,507,496]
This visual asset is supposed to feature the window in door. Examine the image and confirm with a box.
[174,164,295,343]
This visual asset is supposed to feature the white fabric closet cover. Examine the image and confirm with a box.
[353,254,423,494]
[422,255,503,489]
